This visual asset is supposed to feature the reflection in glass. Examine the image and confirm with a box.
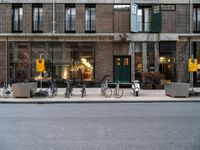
[115,58,120,66]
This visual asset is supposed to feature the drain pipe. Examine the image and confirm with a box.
[52,0,55,34]
[5,37,8,82]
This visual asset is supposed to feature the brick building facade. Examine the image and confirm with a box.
[0,0,200,87]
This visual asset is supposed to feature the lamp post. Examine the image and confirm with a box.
[39,53,44,91]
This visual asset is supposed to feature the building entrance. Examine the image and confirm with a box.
[113,56,131,83]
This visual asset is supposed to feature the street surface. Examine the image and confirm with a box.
[0,103,199,150]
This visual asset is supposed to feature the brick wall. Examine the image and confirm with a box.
[43,4,53,33]
[23,4,32,33]
[0,41,6,82]
[114,10,130,33]
[76,4,85,33]
[176,4,190,33]
[95,42,113,82]
[0,4,11,33]
[56,4,65,33]
[161,11,176,33]
[113,42,129,55]
[96,4,113,33]
[176,41,190,82]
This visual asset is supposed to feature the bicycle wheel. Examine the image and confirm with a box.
[53,87,58,96]
[114,88,123,98]
[65,89,71,98]
[48,88,53,97]
[2,90,9,98]
[103,88,112,98]
[81,89,86,98]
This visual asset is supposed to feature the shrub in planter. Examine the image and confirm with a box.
[142,72,165,89]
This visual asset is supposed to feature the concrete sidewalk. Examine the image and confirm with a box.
[0,88,200,103]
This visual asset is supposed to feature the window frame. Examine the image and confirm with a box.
[193,5,200,33]
[138,6,152,32]
[113,4,130,11]
[65,4,76,33]
[85,4,96,33]
[32,4,43,33]
[12,4,23,33]
[161,4,176,11]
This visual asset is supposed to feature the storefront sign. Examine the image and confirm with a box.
[36,58,45,72]
[188,58,198,72]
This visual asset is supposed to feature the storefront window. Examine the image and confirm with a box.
[31,42,52,81]
[135,42,155,81]
[9,42,94,83]
[51,43,94,81]
[194,42,200,83]
[10,42,30,82]
[159,42,176,81]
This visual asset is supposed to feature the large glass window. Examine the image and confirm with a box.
[31,42,52,81]
[65,5,76,32]
[85,4,96,33]
[194,42,200,84]
[12,4,23,32]
[193,6,200,32]
[10,42,30,82]
[51,43,94,81]
[159,42,176,81]
[9,42,94,82]
[135,43,155,81]
[138,7,151,32]
[32,4,43,32]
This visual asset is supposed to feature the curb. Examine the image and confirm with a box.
[0,99,200,104]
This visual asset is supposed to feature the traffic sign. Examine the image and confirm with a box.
[188,58,198,72]
[36,58,45,72]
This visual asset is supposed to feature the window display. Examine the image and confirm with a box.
[9,42,94,82]
[10,42,30,82]
[51,43,94,81]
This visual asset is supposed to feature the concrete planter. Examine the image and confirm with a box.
[164,82,190,97]
[141,84,153,89]
[12,82,37,98]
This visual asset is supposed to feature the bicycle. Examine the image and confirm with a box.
[1,82,12,98]
[65,80,73,98]
[47,81,58,97]
[81,81,86,98]
[113,80,123,98]
[101,80,112,98]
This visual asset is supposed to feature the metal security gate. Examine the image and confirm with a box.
[113,56,131,83]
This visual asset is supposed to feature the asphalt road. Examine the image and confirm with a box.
[0,103,199,150]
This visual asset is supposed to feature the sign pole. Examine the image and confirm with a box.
[40,54,42,91]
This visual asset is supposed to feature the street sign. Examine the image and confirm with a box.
[188,58,198,72]
[36,58,45,72]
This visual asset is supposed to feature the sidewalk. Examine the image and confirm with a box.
[1,88,200,103]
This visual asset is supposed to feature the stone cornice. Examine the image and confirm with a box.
[0,0,200,4]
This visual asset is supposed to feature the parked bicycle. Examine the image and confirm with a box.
[81,81,86,98]
[65,80,73,98]
[101,80,112,98]
[113,80,123,98]
[47,81,58,97]
[1,82,12,98]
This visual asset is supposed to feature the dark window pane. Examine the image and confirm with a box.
[12,6,23,32]
[85,5,96,32]
[33,6,43,32]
